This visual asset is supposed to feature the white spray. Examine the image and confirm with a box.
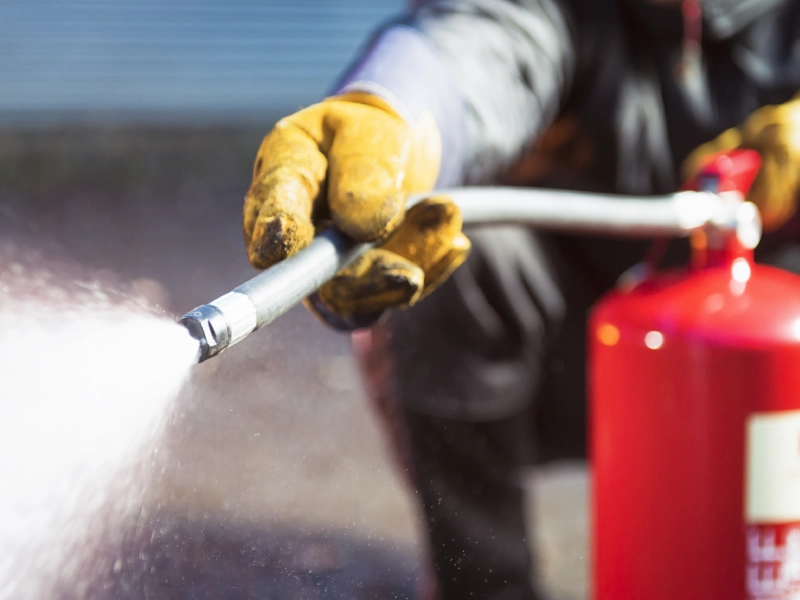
[0,269,198,599]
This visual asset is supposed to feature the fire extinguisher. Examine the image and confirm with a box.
[181,148,787,598]
[590,150,800,599]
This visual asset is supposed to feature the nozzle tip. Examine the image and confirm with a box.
[179,305,230,363]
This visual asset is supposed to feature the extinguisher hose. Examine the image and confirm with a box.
[180,186,761,363]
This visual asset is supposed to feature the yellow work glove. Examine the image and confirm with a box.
[243,92,470,328]
[682,94,800,231]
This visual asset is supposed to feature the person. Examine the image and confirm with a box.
[242,1,800,598]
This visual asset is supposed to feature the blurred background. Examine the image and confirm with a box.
[0,1,588,598]
[3,0,399,120]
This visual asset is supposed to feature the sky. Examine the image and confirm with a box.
[1,0,405,120]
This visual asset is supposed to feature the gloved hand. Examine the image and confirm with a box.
[682,94,800,231]
[243,92,470,328]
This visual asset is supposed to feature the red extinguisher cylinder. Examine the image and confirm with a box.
[590,150,800,599]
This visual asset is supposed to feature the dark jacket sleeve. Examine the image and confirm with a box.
[335,0,578,186]
[410,0,578,184]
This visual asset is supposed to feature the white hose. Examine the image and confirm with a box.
[183,186,761,361]
[416,187,732,236]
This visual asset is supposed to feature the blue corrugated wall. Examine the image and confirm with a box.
[1,0,405,119]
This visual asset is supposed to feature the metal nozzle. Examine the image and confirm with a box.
[180,291,259,362]
[180,304,228,363]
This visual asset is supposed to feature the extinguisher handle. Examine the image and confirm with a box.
[685,149,762,196]
[683,149,763,267]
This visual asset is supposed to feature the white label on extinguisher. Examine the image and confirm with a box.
[746,410,800,524]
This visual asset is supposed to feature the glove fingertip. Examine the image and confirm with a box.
[317,250,424,316]
[248,213,314,268]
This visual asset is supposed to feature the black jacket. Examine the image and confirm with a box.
[400,0,800,193]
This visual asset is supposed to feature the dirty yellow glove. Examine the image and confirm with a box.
[312,195,470,326]
[243,92,470,328]
[683,94,800,231]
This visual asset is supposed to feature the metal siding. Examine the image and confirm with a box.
[0,0,405,116]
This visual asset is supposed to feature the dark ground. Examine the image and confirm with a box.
[0,125,588,600]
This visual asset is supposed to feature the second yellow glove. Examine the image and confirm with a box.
[683,94,800,231]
